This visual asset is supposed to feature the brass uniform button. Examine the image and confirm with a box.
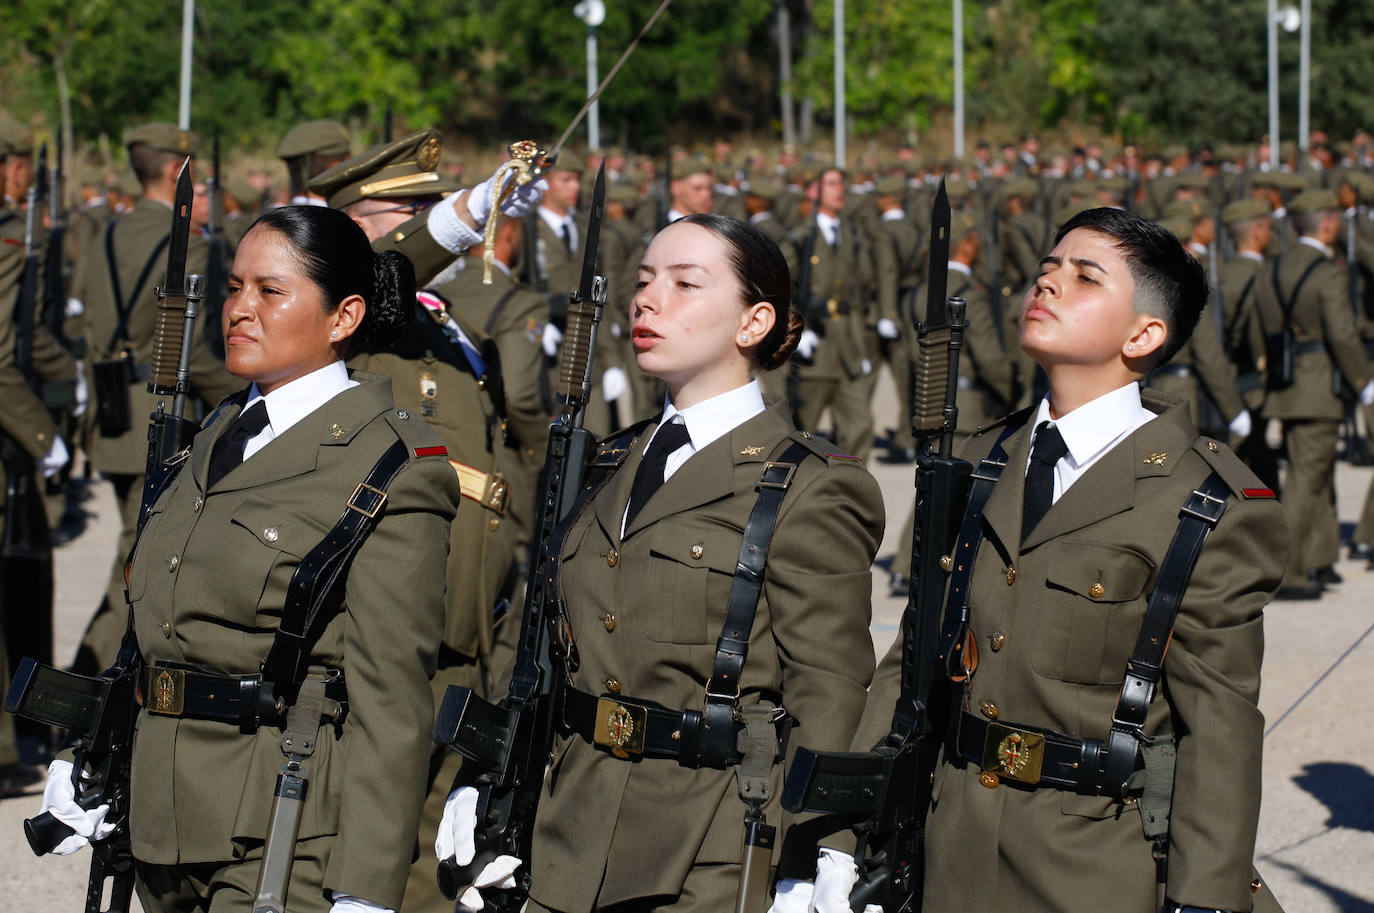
[810,254,820,265]
[604,677,621,694]
[979,701,999,720]
[939,555,953,572]
[1208,441,1221,453]
[690,544,704,560]
[192,495,203,513]
[1005,566,1016,585]
[167,554,180,572]
[160,622,172,639]
[394,230,405,242]
[990,631,1005,652]
[606,548,619,567]
[36,432,46,443]
[1251,878,1263,894]
[603,613,616,632]
[264,527,279,543]
[978,771,1000,789]
[1123,796,1138,808]
[1089,582,1105,598]
[489,517,501,531]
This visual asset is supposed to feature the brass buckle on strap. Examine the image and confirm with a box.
[347,482,387,519]
[756,461,797,491]
[980,722,1046,786]
[593,697,647,760]
[147,668,187,716]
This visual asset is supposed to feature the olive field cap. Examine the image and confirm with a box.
[277,119,351,160]
[125,122,197,156]
[1286,189,1339,216]
[1220,198,1271,225]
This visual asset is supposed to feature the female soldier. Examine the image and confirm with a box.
[41,206,462,913]
[444,213,885,913]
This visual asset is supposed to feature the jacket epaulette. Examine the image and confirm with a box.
[1192,437,1277,499]
[593,419,652,469]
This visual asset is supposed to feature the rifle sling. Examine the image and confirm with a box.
[1271,255,1323,336]
[259,439,411,694]
[680,441,811,769]
[104,221,171,353]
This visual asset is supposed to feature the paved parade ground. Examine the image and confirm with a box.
[3,374,1373,912]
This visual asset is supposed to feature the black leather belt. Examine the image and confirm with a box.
[1153,363,1194,379]
[140,664,347,734]
[562,687,785,768]
[1294,340,1326,355]
[955,712,1140,794]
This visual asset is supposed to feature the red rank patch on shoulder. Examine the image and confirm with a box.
[1242,488,1275,499]
[414,445,448,458]
[1,238,22,246]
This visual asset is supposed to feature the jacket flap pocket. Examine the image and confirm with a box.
[1045,542,1153,603]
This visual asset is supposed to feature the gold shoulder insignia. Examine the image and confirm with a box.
[1143,451,1167,466]
[740,445,764,457]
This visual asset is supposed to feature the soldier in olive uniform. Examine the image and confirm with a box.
[794,166,876,459]
[308,130,528,913]
[445,213,882,913]
[1218,198,1282,491]
[1265,191,1374,599]
[69,124,241,674]
[869,175,922,461]
[40,206,462,913]
[278,119,352,206]
[795,207,1287,913]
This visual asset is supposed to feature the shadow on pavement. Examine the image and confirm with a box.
[1294,761,1374,834]
[1268,857,1374,913]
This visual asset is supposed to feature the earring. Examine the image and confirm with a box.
[1126,343,1135,352]
[740,333,751,344]
[331,331,339,338]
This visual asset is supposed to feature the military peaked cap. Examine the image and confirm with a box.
[0,120,33,157]
[1164,198,1210,223]
[1220,198,1271,225]
[1287,189,1339,216]
[308,129,459,209]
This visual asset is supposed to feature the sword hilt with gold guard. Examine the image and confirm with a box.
[482,140,557,284]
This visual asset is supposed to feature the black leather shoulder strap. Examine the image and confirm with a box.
[680,441,814,769]
[105,221,170,351]
[1272,255,1324,327]
[260,439,414,692]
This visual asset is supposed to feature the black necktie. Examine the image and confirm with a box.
[207,401,270,489]
[560,220,574,254]
[624,420,692,529]
[1022,421,1069,542]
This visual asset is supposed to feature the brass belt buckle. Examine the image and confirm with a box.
[148,668,187,716]
[482,471,510,515]
[594,697,647,760]
[980,722,1045,785]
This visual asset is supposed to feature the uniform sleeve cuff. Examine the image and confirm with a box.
[427,195,483,255]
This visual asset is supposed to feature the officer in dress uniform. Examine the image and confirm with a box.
[790,206,1288,913]
[68,123,242,674]
[307,129,536,913]
[1266,190,1374,599]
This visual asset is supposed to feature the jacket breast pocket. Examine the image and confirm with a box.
[1032,541,1154,685]
[643,519,742,645]
[196,498,321,627]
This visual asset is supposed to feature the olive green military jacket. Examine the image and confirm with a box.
[127,374,460,910]
[872,217,921,329]
[372,209,455,288]
[72,197,240,474]
[1220,254,1274,392]
[535,209,583,306]
[1264,240,1372,421]
[0,210,73,459]
[797,219,871,381]
[529,399,883,911]
[853,392,1286,912]
[351,307,518,665]
[999,211,1049,298]
[1149,312,1247,425]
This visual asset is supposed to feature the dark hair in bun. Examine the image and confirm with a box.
[247,206,415,354]
[678,213,801,370]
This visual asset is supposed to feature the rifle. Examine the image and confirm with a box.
[43,133,68,346]
[2,148,50,562]
[3,160,204,913]
[432,161,608,912]
[781,181,968,912]
[203,133,229,359]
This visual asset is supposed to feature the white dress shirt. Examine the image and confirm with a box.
[622,379,766,535]
[538,206,578,252]
[1025,382,1156,503]
[816,211,841,247]
[241,360,358,461]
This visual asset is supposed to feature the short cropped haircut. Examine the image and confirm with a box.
[128,143,181,186]
[1055,207,1207,367]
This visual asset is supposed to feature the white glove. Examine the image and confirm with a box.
[41,760,115,856]
[39,435,69,479]
[1265,416,1284,450]
[542,323,563,358]
[466,171,548,227]
[1361,379,1374,406]
[73,363,88,418]
[860,358,872,376]
[437,787,523,913]
[812,849,863,913]
[328,894,392,913]
[602,367,628,403]
[797,329,820,361]
[876,318,900,340]
[1228,409,1252,440]
[65,296,84,318]
[767,878,814,913]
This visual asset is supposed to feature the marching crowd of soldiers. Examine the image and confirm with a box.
[0,110,1371,909]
